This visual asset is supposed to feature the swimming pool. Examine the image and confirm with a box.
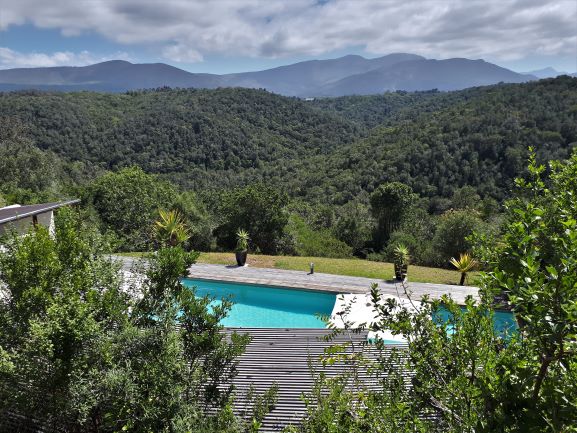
[181,278,336,328]
[434,306,517,335]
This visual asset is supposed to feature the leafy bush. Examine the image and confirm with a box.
[0,209,274,432]
[286,215,352,258]
[86,166,177,251]
[430,209,486,266]
[214,183,289,254]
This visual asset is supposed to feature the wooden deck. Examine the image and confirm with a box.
[229,327,404,432]
[188,263,479,304]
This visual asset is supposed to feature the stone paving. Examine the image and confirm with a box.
[187,263,479,305]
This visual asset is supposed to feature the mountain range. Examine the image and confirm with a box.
[0,53,571,96]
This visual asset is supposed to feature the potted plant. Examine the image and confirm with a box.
[393,244,410,281]
[235,229,249,266]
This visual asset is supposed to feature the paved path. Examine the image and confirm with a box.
[188,263,479,304]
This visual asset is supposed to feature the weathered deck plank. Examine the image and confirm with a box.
[229,327,403,432]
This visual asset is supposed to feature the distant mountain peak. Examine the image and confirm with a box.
[0,53,540,96]
[524,67,567,79]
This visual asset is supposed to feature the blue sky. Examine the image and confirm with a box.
[0,0,575,74]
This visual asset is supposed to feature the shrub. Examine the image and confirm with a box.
[86,166,177,251]
[214,184,289,254]
[286,215,352,258]
[430,209,485,266]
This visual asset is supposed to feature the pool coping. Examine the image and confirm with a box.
[183,275,351,295]
[187,263,480,305]
[111,256,479,305]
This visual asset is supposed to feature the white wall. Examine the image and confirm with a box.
[0,210,55,237]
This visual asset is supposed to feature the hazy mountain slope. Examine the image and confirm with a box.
[524,67,566,79]
[317,58,535,95]
[0,60,223,91]
[0,87,366,190]
[302,76,577,204]
[223,53,424,96]
[0,55,536,96]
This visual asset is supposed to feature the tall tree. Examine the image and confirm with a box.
[369,182,417,250]
[215,183,289,254]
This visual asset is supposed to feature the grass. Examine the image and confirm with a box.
[118,251,479,285]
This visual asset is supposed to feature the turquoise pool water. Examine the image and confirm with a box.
[181,278,336,328]
[434,306,517,336]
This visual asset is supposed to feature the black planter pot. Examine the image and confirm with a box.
[400,264,408,281]
[235,250,248,266]
[394,263,408,281]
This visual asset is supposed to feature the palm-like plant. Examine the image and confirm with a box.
[449,253,478,286]
[235,229,249,252]
[393,244,410,266]
[393,243,410,280]
[154,209,190,247]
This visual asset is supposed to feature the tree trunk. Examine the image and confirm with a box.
[459,272,466,286]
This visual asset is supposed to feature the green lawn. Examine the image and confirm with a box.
[118,251,478,286]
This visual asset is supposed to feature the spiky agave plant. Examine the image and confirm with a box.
[235,229,249,252]
[154,209,190,247]
[393,244,410,265]
[449,253,478,286]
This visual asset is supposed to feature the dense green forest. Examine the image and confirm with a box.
[1,76,576,264]
[1,77,576,202]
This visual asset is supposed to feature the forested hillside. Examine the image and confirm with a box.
[0,88,365,190]
[2,77,576,206]
[301,77,577,206]
[1,77,577,261]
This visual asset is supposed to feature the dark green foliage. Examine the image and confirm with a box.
[172,191,216,251]
[286,215,352,258]
[86,166,177,251]
[0,87,364,192]
[0,117,90,204]
[334,202,373,255]
[214,184,289,254]
[302,77,577,204]
[0,210,274,432]
[310,90,443,129]
[431,209,486,266]
[370,182,418,249]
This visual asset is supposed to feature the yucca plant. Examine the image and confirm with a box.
[235,229,249,252]
[393,244,410,265]
[154,209,190,247]
[235,229,250,266]
[393,243,410,280]
[449,253,478,286]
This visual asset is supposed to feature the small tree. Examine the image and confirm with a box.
[154,209,190,247]
[431,208,484,266]
[215,183,289,254]
[449,253,477,285]
[0,208,275,432]
[87,166,177,251]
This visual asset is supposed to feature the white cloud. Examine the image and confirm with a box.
[0,0,575,64]
[0,47,131,69]
[161,44,203,63]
